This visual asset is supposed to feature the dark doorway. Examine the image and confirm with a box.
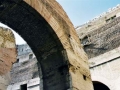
[93,81,110,90]
[21,84,27,90]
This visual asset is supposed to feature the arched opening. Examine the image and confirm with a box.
[0,1,70,90]
[0,0,93,90]
[0,23,41,89]
[93,81,110,90]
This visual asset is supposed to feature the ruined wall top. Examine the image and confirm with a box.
[80,14,120,58]
[0,27,17,75]
[17,44,32,56]
[10,57,39,84]
[76,4,120,39]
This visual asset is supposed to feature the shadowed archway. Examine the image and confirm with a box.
[93,81,110,90]
[0,0,93,90]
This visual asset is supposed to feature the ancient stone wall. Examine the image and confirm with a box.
[0,27,16,90]
[19,0,93,89]
[81,16,120,58]
[0,0,93,90]
[90,48,120,90]
[76,5,120,39]
[74,3,120,90]
[76,6,120,90]
[10,58,39,84]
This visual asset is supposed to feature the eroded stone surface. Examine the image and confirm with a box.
[23,0,92,89]
[0,0,93,90]
[76,6,120,90]
[0,27,16,90]
[80,16,120,58]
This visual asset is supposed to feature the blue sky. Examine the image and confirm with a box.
[57,0,120,26]
[0,0,120,44]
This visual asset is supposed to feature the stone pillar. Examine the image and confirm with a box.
[65,37,93,90]
[0,27,17,90]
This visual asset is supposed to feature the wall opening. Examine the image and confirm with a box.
[0,0,73,90]
[16,59,19,63]
[93,81,110,90]
[29,54,33,59]
[83,75,87,80]
[0,23,41,90]
[21,84,27,90]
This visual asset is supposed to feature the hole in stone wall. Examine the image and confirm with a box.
[81,36,89,46]
[16,59,19,63]
[83,75,86,80]
[20,84,27,90]
[29,54,33,59]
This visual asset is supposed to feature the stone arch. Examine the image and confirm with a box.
[0,27,17,90]
[0,0,93,90]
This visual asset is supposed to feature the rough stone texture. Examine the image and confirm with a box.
[80,16,120,58]
[76,6,120,90]
[0,0,93,90]
[76,5,120,58]
[10,58,39,84]
[0,27,16,90]
[7,44,40,90]
[23,0,93,89]
[76,5,120,39]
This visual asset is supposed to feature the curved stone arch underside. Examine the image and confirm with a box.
[92,76,112,90]
[93,81,110,90]
[0,0,93,90]
[0,27,17,90]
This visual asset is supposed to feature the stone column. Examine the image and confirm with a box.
[0,27,17,90]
